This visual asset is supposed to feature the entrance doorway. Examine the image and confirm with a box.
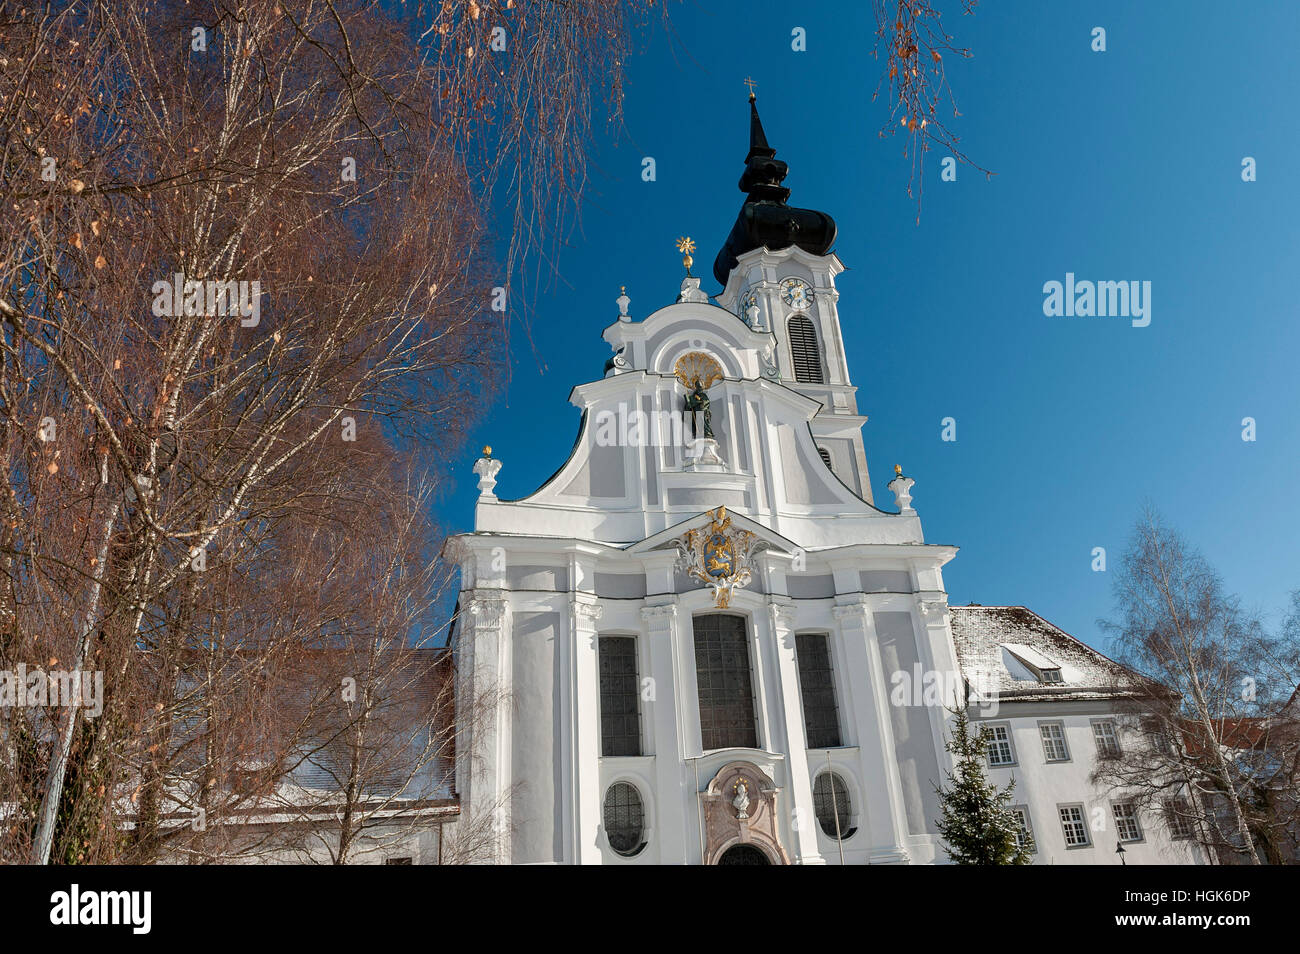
[716,844,770,865]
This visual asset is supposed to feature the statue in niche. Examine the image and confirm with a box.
[684,377,714,441]
[732,779,751,820]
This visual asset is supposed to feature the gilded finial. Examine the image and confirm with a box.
[676,236,696,276]
[743,76,758,102]
[894,464,902,476]
[483,445,492,458]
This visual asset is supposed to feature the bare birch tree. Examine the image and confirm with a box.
[0,0,651,864]
[1094,507,1300,864]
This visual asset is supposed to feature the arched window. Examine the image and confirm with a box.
[598,636,641,757]
[817,447,833,472]
[787,314,824,384]
[603,782,646,856]
[813,772,855,839]
[693,614,758,750]
[796,633,842,748]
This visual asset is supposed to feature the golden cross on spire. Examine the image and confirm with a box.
[743,76,758,100]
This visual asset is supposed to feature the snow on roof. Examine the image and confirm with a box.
[1000,642,1060,672]
[950,605,1140,704]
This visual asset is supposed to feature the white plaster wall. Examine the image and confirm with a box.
[975,705,1207,866]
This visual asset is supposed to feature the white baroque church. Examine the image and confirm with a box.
[447,96,1206,866]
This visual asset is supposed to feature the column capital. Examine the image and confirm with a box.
[917,592,950,625]
[571,597,604,626]
[640,601,679,626]
[766,596,797,632]
[467,593,508,629]
[831,595,871,624]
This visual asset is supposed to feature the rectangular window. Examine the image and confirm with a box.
[1059,804,1090,847]
[1165,798,1196,840]
[1148,725,1174,755]
[693,614,758,750]
[1039,721,1070,762]
[1011,806,1036,853]
[1113,802,1144,843]
[599,636,642,757]
[1092,720,1121,758]
[795,633,841,748]
[984,723,1016,767]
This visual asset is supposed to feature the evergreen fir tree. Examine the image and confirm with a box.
[935,702,1034,864]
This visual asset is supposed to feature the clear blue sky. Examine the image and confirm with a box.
[441,0,1300,651]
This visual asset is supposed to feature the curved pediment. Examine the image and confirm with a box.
[604,298,777,385]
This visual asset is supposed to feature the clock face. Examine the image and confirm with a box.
[780,278,813,310]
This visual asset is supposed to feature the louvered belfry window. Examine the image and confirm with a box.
[787,314,824,384]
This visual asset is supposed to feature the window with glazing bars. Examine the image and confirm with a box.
[984,724,1015,766]
[1092,720,1121,758]
[1059,804,1090,846]
[787,315,824,384]
[1113,802,1143,842]
[603,782,645,856]
[1165,797,1196,839]
[693,614,758,750]
[1039,721,1070,762]
[796,633,841,748]
[813,772,854,838]
[1011,806,1035,852]
[599,636,641,757]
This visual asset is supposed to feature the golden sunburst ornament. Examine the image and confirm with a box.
[673,351,724,390]
[676,236,696,275]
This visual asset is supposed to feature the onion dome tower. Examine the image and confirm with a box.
[712,93,838,287]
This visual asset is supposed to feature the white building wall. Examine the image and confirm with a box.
[974,704,1206,866]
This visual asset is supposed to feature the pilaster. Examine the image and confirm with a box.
[570,596,604,864]
[641,600,688,862]
[832,597,912,863]
[465,593,510,864]
[766,596,821,863]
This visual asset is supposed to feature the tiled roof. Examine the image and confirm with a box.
[949,605,1141,704]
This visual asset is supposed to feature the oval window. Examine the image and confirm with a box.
[603,782,646,857]
[813,772,855,839]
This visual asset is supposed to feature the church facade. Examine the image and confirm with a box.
[447,97,1206,866]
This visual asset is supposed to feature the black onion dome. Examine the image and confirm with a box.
[712,95,837,287]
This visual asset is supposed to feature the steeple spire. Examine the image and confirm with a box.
[746,92,772,160]
[712,93,837,287]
